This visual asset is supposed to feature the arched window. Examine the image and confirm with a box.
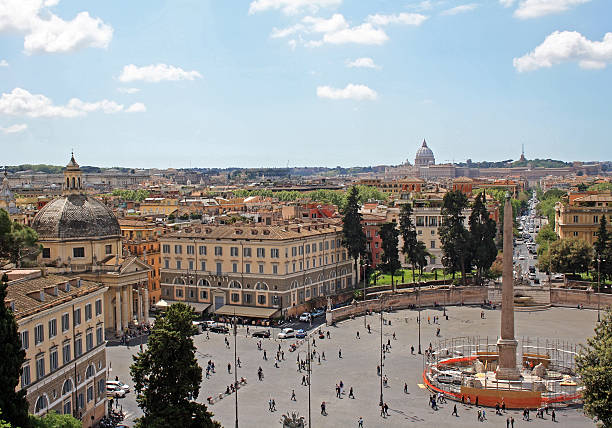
[290,280,299,290]
[317,274,324,283]
[304,277,312,286]
[66,177,69,188]
[173,277,186,285]
[71,177,75,189]
[35,395,48,413]
[62,379,73,395]
[229,280,242,289]
[86,364,94,379]
[255,282,268,290]
[330,271,336,278]
[197,279,210,287]
[77,177,81,189]
[341,268,347,276]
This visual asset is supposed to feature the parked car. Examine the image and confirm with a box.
[295,329,306,338]
[278,328,295,339]
[299,312,311,322]
[209,325,229,334]
[311,309,325,318]
[106,385,126,398]
[106,380,130,393]
[252,330,270,338]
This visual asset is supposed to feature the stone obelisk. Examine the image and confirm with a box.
[496,192,521,380]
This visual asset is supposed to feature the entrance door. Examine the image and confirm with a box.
[214,295,225,310]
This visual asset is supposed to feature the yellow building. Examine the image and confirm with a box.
[5,272,107,427]
[139,197,178,216]
[555,191,612,244]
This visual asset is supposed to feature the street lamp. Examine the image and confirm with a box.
[597,257,605,323]
[233,311,238,428]
[379,299,384,409]
[307,336,312,428]
[417,285,422,355]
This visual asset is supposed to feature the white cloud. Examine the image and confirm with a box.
[248,0,341,15]
[0,88,139,118]
[321,23,388,45]
[514,31,612,72]
[118,87,140,94]
[126,102,146,113]
[366,13,428,26]
[513,0,590,19]
[441,4,478,15]
[270,24,304,38]
[499,0,516,6]
[119,64,202,83]
[346,57,381,69]
[303,14,347,33]
[0,0,113,54]
[410,0,435,11]
[316,84,378,101]
[0,123,27,134]
[0,59,8,67]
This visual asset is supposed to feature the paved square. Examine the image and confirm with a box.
[107,306,598,427]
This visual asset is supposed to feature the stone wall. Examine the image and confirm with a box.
[285,290,354,319]
[550,288,612,310]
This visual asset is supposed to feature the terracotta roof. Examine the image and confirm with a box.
[5,274,104,320]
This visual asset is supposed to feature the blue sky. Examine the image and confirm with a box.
[0,0,610,168]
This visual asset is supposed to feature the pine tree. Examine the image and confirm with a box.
[379,222,401,286]
[341,186,367,286]
[439,190,472,285]
[469,193,498,285]
[399,203,418,282]
[0,274,30,428]
[594,215,611,282]
[130,303,220,428]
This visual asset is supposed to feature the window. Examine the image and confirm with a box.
[243,247,251,257]
[299,261,303,271]
[62,341,71,364]
[42,248,50,258]
[271,248,279,258]
[164,259,170,269]
[176,260,182,269]
[35,324,44,345]
[594,215,599,224]
[48,319,57,338]
[291,247,297,257]
[573,215,579,223]
[73,247,85,258]
[325,241,329,250]
[312,243,316,253]
[430,241,436,249]
[244,262,251,273]
[214,246,223,256]
[85,303,92,321]
[257,294,266,305]
[573,231,579,237]
[96,325,103,345]
[257,248,265,258]
[416,216,425,226]
[35,395,48,413]
[74,336,82,358]
[78,393,84,410]
[174,245,182,254]
[105,244,112,255]
[198,245,207,255]
[189,260,194,270]
[87,385,94,403]
[200,290,208,299]
[198,261,205,271]
[187,245,195,255]
[74,308,81,326]
[298,245,304,255]
[306,245,310,254]
[431,230,435,235]
[272,264,278,274]
[176,288,183,298]
[50,348,58,372]
[36,355,45,380]
[216,262,222,274]
[230,247,239,257]
[21,330,29,350]
[86,329,93,351]
[162,244,170,254]
[63,400,71,416]
[292,262,296,272]
[232,263,238,273]
[258,264,264,274]
[21,364,30,388]
[95,299,102,316]
[98,378,105,397]
[231,293,240,303]
[244,293,252,304]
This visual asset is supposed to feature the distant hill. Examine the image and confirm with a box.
[456,158,571,169]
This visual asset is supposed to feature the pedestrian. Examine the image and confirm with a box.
[511,416,514,428]
[322,351,326,360]
[377,365,381,376]
[358,416,363,427]
[321,401,326,415]
[272,399,276,411]
[502,399,506,413]
[291,389,296,401]
[380,404,386,418]
[367,324,371,334]
[228,363,231,374]
[393,332,396,340]
[477,410,481,422]
[404,382,408,394]
[263,350,267,360]
[302,375,306,385]
[411,345,414,354]
[384,402,389,416]
[482,409,486,420]
[356,331,360,339]
[237,357,241,368]
[269,398,273,412]
[327,331,330,339]
[452,404,458,416]
[349,387,354,399]
[552,409,556,422]
[506,417,510,428]
[475,396,479,407]
[339,348,342,358]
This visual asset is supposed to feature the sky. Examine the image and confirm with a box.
[0,0,610,169]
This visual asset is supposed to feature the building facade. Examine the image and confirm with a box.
[6,273,107,427]
[159,220,354,318]
[555,192,612,244]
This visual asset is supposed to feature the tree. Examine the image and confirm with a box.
[0,274,30,428]
[576,309,612,427]
[29,411,81,428]
[468,193,498,285]
[414,241,430,278]
[379,222,401,286]
[439,190,472,285]
[399,203,419,282]
[594,215,612,282]
[341,186,367,286]
[547,238,594,275]
[130,303,220,428]
[0,210,40,266]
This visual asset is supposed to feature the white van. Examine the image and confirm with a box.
[106,385,126,398]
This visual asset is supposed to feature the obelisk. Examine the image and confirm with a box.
[496,192,521,380]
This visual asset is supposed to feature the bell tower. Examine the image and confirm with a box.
[63,152,83,195]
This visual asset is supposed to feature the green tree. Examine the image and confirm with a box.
[439,190,472,285]
[0,274,30,428]
[576,309,612,427]
[594,215,612,282]
[0,210,40,266]
[130,303,220,428]
[414,241,430,278]
[399,203,418,282]
[468,193,498,285]
[548,238,594,275]
[29,411,81,428]
[341,186,367,286]
[379,222,401,286]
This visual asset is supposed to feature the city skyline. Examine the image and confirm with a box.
[1,0,611,168]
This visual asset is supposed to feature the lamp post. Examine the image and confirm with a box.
[417,285,422,354]
[363,258,367,329]
[307,336,312,428]
[379,299,384,409]
[233,311,238,428]
[597,257,605,323]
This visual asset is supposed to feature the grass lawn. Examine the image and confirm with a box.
[369,268,464,286]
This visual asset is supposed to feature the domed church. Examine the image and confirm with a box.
[414,139,435,166]
[33,154,151,336]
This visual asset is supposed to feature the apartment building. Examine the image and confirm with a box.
[5,273,107,427]
[555,191,612,244]
[139,197,178,216]
[159,220,354,318]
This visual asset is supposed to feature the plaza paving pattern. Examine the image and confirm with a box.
[107,306,598,427]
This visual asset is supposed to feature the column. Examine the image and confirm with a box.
[127,285,134,325]
[115,289,123,335]
[144,284,150,324]
[122,287,130,328]
[138,284,144,323]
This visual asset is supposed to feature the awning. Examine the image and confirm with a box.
[163,300,211,312]
[214,305,279,319]
[155,299,169,308]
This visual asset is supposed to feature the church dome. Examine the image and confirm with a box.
[32,194,121,240]
[415,139,435,166]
